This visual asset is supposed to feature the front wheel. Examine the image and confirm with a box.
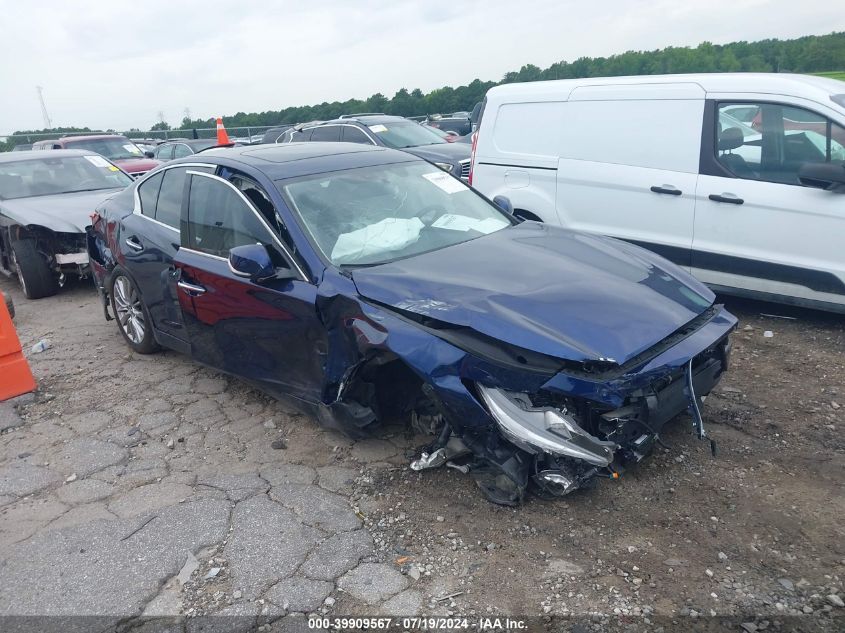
[10,239,57,299]
[109,271,158,354]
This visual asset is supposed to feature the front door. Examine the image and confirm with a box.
[172,170,325,402]
[693,99,845,308]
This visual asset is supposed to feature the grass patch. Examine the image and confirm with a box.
[813,71,845,82]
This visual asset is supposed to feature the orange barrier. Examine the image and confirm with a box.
[0,291,36,401]
[216,117,230,145]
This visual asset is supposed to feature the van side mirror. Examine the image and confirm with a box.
[228,244,292,282]
[799,162,845,192]
[492,195,515,216]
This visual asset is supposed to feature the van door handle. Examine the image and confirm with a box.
[708,194,744,205]
[177,280,206,296]
[124,236,144,251]
[650,185,682,196]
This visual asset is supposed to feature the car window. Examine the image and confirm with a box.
[279,162,513,267]
[0,156,133,200]
[173,144,193,159]
[341,126,372,144]
[155,167,190,228]
[369,121,447,149]
[309,126,341,142]
[64,137,144,161]
[716,103,845,185]
[155,145,173,161]
[185,174,285,263]
[287,129,313,142]
[137,172,163,218]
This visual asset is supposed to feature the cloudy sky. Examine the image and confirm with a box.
[1,0,842,132]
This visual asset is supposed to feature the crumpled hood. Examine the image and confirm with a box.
[403,141,470,164]
[0,189,124,233]
[352,222,716,365]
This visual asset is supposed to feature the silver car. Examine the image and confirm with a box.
[0,149,133,299]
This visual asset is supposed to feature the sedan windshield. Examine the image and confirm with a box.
[280,162,512,267]
[369,122,447,149]
[63,138,144,161]
[0,156,133,200]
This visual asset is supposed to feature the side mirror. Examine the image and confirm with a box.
[228,244,278,282]
[492,195,515,216]
[799,162,845,192]
[144,151,154,158]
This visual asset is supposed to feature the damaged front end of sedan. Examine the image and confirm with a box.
[312,284,736,506]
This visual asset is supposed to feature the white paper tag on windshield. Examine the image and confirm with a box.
[368,124,388,133]
[84,155,111,168]
[123,144,141,154]
[422,171,465,194]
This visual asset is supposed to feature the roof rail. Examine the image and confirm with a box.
[338,113,385,119]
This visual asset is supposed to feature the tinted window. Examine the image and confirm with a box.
[155,145,173,160]
[137,172,163,218]
[717,103,845,185]
[341,126,372,144]
[185,175,278,259]
[155,167,189,227]
[172,144,193,159]
[287,129,312,142]
[310,126,341,142]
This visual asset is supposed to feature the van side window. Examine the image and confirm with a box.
[716,103,845,186]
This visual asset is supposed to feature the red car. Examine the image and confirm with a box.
[31,135,162,179]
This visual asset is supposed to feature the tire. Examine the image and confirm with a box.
[3,293,14,320]
[109,270,159,354]
[10,239,57,299]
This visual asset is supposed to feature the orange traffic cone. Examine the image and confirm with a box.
[216,117,230,145]
[0,291,36,401]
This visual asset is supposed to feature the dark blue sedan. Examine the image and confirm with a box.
[87,143,736,505]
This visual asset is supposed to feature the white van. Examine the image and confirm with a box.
[470,73,845,313]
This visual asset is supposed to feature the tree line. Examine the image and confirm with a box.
[4,31,845,150]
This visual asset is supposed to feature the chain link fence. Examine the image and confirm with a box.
[1,125,289,150]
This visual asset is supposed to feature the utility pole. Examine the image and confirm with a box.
[36,86,52,129]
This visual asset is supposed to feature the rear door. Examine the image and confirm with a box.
[120,166,203,345]
[694,97,845,308]
[172,170,325,401]
[555,83,705,269]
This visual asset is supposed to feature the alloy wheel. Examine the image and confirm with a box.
[113,275,145,344]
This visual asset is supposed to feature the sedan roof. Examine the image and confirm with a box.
[183,142,418,180]
[0,149,99,163]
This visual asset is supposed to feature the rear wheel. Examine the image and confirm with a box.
[109,271,158,354]
[10,239,57,299]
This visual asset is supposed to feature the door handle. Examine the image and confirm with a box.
[708,194,744,205]
[124,236,144,251]
[177,280,206,296]
[650,185,682,196]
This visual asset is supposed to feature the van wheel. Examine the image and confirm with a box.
[514,209,543,222]
[109,271,159,354]
[10,239,57,299]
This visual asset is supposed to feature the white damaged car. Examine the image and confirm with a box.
[0,149,133,298]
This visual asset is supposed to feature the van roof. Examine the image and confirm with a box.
[487,73,845,109]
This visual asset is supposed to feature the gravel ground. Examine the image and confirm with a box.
[0,276,843,632]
